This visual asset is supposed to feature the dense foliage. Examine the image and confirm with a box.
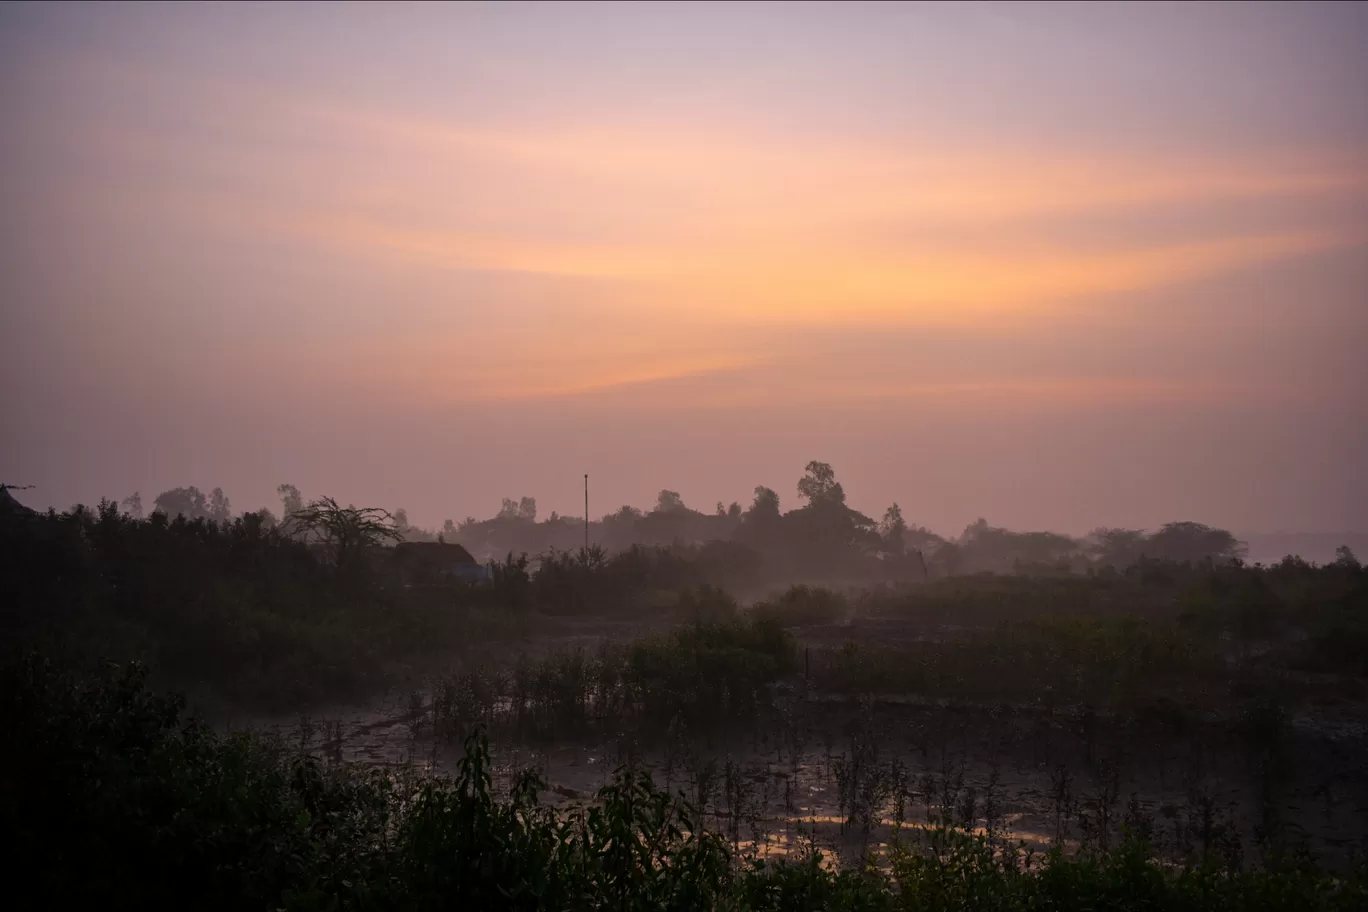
[4,489,1363,715]
[0,500,518,708]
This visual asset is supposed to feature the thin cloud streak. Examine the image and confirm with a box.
[2,2,1365,531]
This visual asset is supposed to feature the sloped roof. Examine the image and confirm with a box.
[392,540,478,565]
[0,486,37,516]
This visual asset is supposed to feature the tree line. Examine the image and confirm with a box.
[113,462,1259,583]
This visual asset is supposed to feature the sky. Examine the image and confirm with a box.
[2,1,1366,536]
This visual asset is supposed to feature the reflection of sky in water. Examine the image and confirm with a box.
[246,695,1363,867]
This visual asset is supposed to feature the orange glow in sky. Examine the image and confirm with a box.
[3,2,1365,532]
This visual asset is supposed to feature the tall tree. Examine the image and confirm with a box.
[277,483,303,520]
[879,503,908,554]
[655,490,686,513]
[1091,528,1149,568]
[1147,522,1245,564]
[206,487,232,524]
[747,486,780,520]
[120,491,144,519]
[153,486,208,520]
[797,461,845,506]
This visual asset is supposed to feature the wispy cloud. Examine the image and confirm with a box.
[28,79,1363,405]
[245,108,1368,322]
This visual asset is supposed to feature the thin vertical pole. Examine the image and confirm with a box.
[584,474,589,555]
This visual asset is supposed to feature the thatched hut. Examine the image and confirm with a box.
[389,541,491,585]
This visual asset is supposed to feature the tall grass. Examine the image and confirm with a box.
[431,614,796,741]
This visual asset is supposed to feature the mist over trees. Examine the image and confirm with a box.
[124,462,1271,586]
[150,485,233,524]
[7,474,1365,904]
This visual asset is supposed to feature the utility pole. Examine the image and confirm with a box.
[584,473,589,556]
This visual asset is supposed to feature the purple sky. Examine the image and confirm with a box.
[2,2,1366,535]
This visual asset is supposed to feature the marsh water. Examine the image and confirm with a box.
[236,624,1368,870]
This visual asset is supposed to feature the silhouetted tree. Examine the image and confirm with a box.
[153,486,208,521]
[879,503,907,554]
[491,496,537,524]
[206,487,232,524]
[120,491,144,519]
[1147,521,1245,564]
[1091,528,1148,568]
[956,518,1081,573]
[748,486,780,520]
[599,505,644,550]
[796,461,845,506]
[277,483,303,520]
[655,490,686,513]
[283,497,402,572]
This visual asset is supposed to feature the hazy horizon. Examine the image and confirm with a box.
[3,2,1366,535]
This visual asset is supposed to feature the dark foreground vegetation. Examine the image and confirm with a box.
[8,656,1366,912]
[4,480,1366,909]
